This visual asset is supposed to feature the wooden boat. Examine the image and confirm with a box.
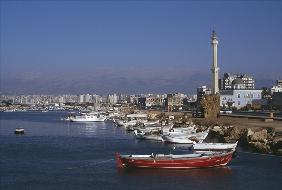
[115,150,234,169]
[192,142,238,151]
[162,131,209,144]
[15,128,24,134]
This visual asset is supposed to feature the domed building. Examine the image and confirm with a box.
[231,78,246,90]
[221,73,255,90]
[220,74,262,109]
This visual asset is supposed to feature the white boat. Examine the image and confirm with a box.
[134,130,163,141]
[15,128,25,134]
[70,112,106,122]
[192,142,238,151]
[123,113,148,129]
[163,126,197,136]
[143,120,160,126]
[162,131,209,144]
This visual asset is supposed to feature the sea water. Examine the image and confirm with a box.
[0,111,281,190]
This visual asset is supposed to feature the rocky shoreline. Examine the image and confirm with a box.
[205,125,282,155]
[149,112,282,156]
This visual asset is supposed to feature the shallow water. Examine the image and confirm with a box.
[0,112,281,190]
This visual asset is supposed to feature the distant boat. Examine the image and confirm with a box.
[15,128,25,134]
[115,150,235,169]
[70,112,106,122]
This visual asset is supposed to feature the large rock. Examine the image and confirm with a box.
[206,126,230,143]
[248,142,271,154]
[271,136,282,156]
[249,129,268,143]
[223,126,244,143]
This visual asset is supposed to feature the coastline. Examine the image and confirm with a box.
[146,110,282,156]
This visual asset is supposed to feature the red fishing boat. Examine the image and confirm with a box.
[116,150,234,169]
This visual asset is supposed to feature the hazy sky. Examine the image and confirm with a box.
[1,1,282,94]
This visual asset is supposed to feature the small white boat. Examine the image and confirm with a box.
[162,131,209,144]
[15,128,25,134]
[192,142,238,151]
[163,126,197,136]
[133,130,163,141]
[143,120,160,126]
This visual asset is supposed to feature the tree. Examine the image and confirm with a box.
[199,95,220,118]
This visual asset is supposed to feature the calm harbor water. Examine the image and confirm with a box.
[1,112,282,190]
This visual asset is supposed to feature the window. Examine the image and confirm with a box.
[238,101,240,106]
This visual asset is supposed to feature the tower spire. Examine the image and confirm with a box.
[211,30,219,94]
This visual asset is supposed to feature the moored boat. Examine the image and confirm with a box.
[115,150,234,169]
[134,130,163,141]
[192,141,238,151]
[162,131,209,144]
[70,112,106,122]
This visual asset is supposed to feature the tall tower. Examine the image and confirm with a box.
[211,30,219,94]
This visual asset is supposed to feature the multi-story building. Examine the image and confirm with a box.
[222,73,255,90]
[137,96,164,109]
[165,93,183,112]
[197,86,211,102]
[107,94,118,105]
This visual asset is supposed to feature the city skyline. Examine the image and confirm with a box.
[1,1,282,94]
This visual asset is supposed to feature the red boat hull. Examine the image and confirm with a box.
[116,152,234,169]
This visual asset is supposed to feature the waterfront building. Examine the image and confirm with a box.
[220,89,262,109]
[211,30,219,95]
[221,73,255,90]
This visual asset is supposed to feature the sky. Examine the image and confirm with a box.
[1,1,282,95]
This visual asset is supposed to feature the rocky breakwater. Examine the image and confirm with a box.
[206,125,282,155]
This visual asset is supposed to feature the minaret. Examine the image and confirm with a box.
[211,30,219,94]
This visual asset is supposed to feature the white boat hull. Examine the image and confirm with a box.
[70,114,106,122]
[192,142,238,151]
[162,131,209,144]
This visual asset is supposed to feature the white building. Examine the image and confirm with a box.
[79,95,84,103]
[220,89,262,109]
[84,94,91,103]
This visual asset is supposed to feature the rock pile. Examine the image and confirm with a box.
[207,126,282,155]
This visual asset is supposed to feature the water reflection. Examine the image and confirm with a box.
[118,166,232,177]
[66,122,106,137]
